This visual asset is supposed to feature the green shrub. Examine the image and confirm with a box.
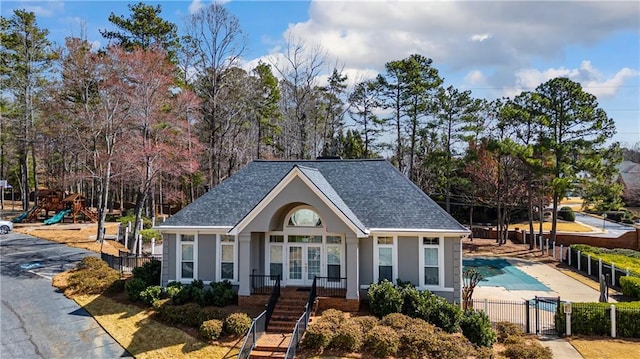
[132,259,161,286]
[558,206,576,222]
[368,280,403,318]
[125,278,147,302]
[200,319,223,340]
[140,285,162,306]
[460,310,496,347]
[495,321,523,343]
[569,244,640,276]
[364,325,399,358]
[139,229,162,244]
[330,320,363,352]
[380,312,413,330]
[224,312,252,336]
[620,276,640,300]
[415,291,462,333]
[210,280,234,307]
[556,301,640,337]
[302,321,334,350]
[400,284,423,317]
[153,300,222,327]
[171,285,192,305]
[117,213,152,229]
[503,340,553,359]
[66,258,121,295]
[320,308,346,329]
[165,282,183,298]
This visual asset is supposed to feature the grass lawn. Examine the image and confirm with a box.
[74,294,241,359]
[569,336,640,359]
[509,220,594,232]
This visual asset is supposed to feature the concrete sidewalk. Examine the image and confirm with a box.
[539,336,583,359]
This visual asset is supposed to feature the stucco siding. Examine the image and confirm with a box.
[250,232,264,274]
[444,237,454,288]
[359,237,373,286]
[162,233,175,286]
[198,234,216,282]
[398,236,419,285]
[241,177,355,235]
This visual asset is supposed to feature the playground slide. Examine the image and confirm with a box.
[44,209,71,225]
[12,206,38,223]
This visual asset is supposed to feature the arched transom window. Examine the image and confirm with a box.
[287,208,322,227]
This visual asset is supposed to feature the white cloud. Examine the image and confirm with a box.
[188,0,205,15]
[464,70,486,86]
[513,61,639,98]
[20,1,64,18]
[273,1,638,73]
[470,34,491,42]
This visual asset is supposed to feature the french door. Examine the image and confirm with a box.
[288,245,321,286]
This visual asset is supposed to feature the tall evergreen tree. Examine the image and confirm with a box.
[1,10,56,210]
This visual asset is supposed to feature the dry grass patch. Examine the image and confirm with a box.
[509,221,594,232]
[568,336,640,359]
[14,222,126,256]
[74,294,240,359]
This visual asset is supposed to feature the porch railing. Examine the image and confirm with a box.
[237,310,266,359]
[250,271,280,295]
[285,276,317,358]
[265,276,281,330]
[314,276,347,297]
[100,252,161,274]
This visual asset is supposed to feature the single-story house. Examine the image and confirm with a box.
[616,160,640,206]
[156,159,470,308]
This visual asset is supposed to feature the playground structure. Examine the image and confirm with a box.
[12,190,97,224]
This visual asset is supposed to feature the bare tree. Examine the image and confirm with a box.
[183,2,247,186]
[269,33,326,159]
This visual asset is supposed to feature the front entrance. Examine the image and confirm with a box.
[288,244,321,286]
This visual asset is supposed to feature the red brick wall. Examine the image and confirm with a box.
[316,297,360,312]
[473,227,640,250]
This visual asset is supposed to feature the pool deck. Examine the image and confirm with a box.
[468,257,616,303]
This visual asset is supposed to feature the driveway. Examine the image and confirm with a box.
[574,213,636,238]
[1,232,130,358]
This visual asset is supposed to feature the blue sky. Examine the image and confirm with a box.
[3,0,639,146]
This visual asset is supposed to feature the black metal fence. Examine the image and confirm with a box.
[315,276,347,297]
[100,252,161,274]
[471,297,559,335]
[250,273,280,295]
[562,247,637,290]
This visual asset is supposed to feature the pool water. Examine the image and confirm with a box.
[463,258,551,291]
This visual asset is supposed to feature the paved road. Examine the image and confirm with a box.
[574,213,636,238]
[1,232,130,358]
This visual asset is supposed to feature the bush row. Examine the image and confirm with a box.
[198,313,252,340]
[303,310,477,358]
[555,301,640,338]
[66,257,123,295]
[125,278,235,307]
[367,280,496,347]
[620,276,640,300]
[569,244,640,277]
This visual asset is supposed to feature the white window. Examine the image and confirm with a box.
[287,208,323,227]
[178,234,196,281]
[327,236,343,281]
[420,237,443,288]
[219,235,237,282]
[374,236,397,283]
[269,235,284,279]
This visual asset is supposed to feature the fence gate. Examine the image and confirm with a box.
[527,296,559,336]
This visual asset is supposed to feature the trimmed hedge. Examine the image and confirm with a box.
[200,319,223,340]
[558,206,575,222]
[460,310,497,347]
[620,276,640,300]
[224,312,252,336]
[556,301,640,338]
[569,244,640,277]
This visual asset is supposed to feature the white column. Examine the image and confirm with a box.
[238,233,251,296]
[345,235,359,300]
[611,305,616,338]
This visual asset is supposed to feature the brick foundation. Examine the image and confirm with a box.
[316,297,360,312]
[238,295,268,307]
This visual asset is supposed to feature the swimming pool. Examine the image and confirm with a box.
[463,257,551,291]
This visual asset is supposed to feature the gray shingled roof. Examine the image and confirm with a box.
[160,159,468,232]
